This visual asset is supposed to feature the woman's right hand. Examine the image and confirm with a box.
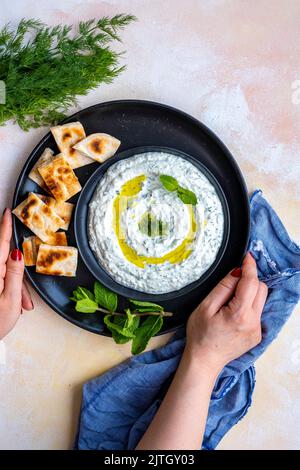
[186,253,268,373]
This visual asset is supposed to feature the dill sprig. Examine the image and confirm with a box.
[0,15,136,130]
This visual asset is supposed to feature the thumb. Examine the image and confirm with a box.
[204,266,242,314]
[4,249,24,304]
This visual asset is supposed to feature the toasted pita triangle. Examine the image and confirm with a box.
[28,148,54,191]
[13,193,64,242]
[73,132,120,163]
[51,122,93,168]
[36,194,74,230]
[36,244,78,276]
[22,236,38,266]
[38,155,82,203]
[22,232,68,266]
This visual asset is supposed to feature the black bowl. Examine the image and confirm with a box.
[74,146,230,302]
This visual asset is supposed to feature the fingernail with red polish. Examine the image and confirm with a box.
[11,249,22,261]
[231,267,242,278]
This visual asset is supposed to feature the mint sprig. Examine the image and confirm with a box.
[94,281,118,313]
[107,316,134,344]
[70,283,172,354]
[159,175,178,191]
[159,174,197,205]
[177,187,197,205]
[104,309,139,339]
[131,315,164,355]
[70,286,95,302]
[129,299,164,312]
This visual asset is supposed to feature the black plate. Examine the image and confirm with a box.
[75,145,230,302]
[12,100,250,336]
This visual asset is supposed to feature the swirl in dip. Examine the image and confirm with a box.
[88,152,224,294]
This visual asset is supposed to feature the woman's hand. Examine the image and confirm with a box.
[186,252,268,374]
[0,208,33,339]
[137,253,268,450]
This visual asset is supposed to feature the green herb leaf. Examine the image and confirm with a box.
[0,16,136,131]
[75,298,99,313]
[110,316,132,344]
[94,281,118,313]
[159,175,197,206]
[129,299,164,312]
[131,315,164,355]
[79,287,95,301]
[159,175,179,191]
[104,309,139,338]
[107,313,140,344]
[70,286,95,302]
[177,187,198,205]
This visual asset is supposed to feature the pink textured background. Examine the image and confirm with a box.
[0,0,299,449]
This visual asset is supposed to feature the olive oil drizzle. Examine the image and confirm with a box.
[112,175,197,268]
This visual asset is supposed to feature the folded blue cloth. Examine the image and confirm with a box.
[76,190,300,450]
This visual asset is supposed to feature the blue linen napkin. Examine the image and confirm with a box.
[75,190,300,450]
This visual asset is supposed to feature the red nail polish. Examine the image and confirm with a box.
[11,249,22,261]
[231,267,242,278]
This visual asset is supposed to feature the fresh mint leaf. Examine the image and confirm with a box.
[159,175,179,191]
[77,286,95,301]
[177,187,197,205]
[131,315,164,355]
[94,281,118,313]
[75,298,99,313]
[70,286,95,302]
[111,316,132,344]
[159,174,197,206]
[104,309,139,338]
[107,313,140,344]
[112,331,131,344]
[79,287,95,301]
[124,309,140,332]
[70,289,81,302]
[104,315,132,337]
[129,299,164,312]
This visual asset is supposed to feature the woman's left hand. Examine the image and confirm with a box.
[0,208,33,339]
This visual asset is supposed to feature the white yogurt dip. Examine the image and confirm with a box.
[88,152,224,294]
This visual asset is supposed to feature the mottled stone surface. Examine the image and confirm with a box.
[0,0,299,450]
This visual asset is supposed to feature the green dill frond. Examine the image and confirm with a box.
[0,15,136,130]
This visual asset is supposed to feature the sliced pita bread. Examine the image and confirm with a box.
[22,236,38,266]
[13,192,64,242]
[37,231,67,248]
[51,122,93,168]
[28,148,54,191]
[36,244,78,276]
[36,194,74,230]
[73,133,121,163]
[22,232,67,266]
[38,155,82,203]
